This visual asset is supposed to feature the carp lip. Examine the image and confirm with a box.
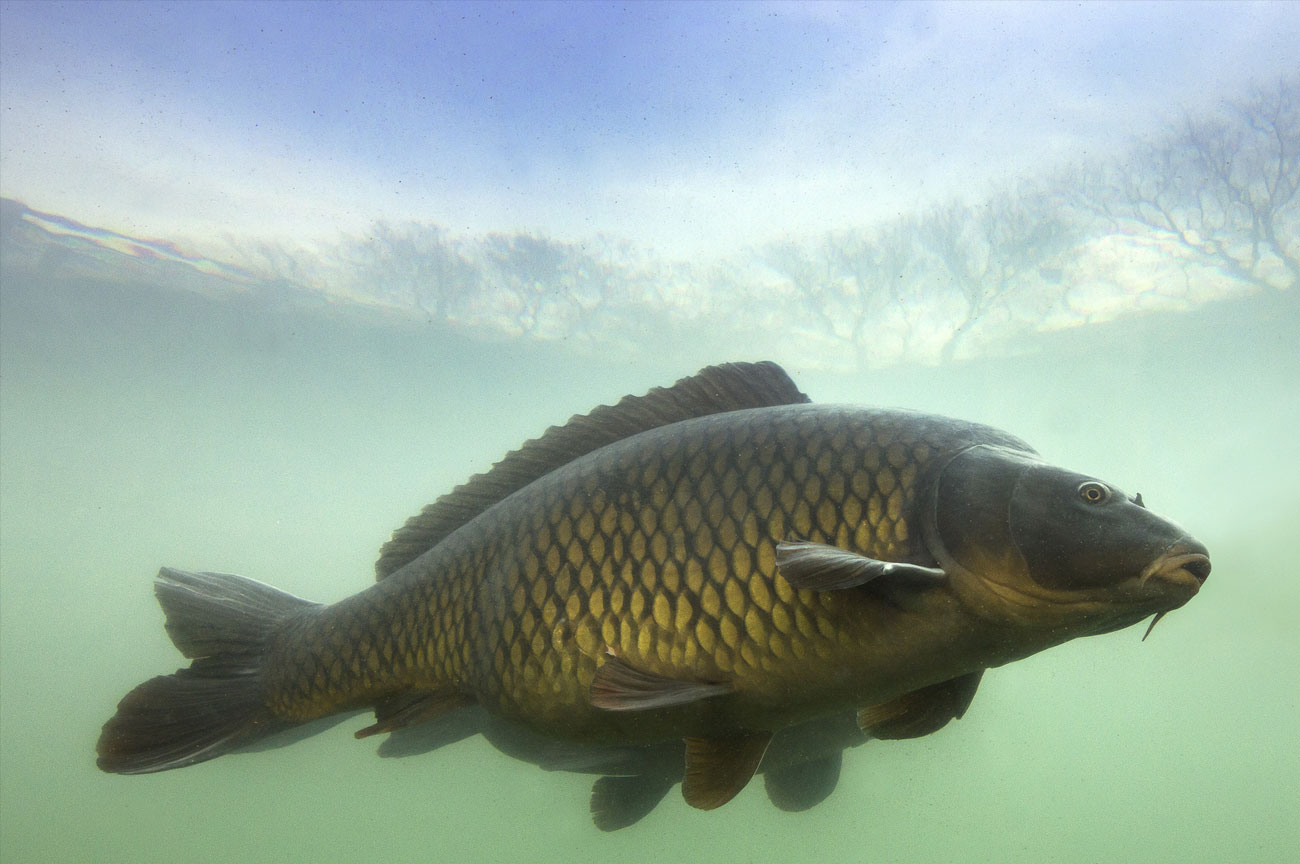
[1135,543,1209,641]
[1137,545,1211,591]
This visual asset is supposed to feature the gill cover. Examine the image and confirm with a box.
[929,445,1038,584]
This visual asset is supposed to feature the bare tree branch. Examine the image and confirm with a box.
[346,221,479,321]
[918,184,1080,363]
[1074,76,1298,293]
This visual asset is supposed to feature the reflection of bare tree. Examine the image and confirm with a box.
[863,219,928,349]
[763,220,926,366]
[1079,78,1298,292]
[569,234,644,335]
[763,238,868,362]
[482,233,573,335]
[245,241,313,286]
[1184,79,1298,289]
[209,76,1291,368]
[760,80,1293,368]
[482,232,625,337]
[351,221,479,321]
[921,186,1078,363]
[826,222,926,365]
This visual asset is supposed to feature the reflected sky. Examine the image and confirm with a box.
[2,0,1298,258]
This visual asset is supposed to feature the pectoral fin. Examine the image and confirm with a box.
[763,751,843,812]
[590,774,676,831]
[682,732,772,810]
[776,540,946,591]
[591,653,730,711]
[857,671,984,739]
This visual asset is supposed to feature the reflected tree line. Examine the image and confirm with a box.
[298,78,1297,367]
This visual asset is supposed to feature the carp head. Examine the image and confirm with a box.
[924,445,1209,640]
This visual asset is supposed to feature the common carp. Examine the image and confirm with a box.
[97,361,1209,814]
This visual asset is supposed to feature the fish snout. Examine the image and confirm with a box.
[1139,537,1211,590]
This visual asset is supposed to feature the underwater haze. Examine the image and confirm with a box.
[2,2,1299,863]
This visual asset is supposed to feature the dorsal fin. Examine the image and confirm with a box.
[375,361,809,579]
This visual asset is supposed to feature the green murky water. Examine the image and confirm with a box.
[2,240,1296,862]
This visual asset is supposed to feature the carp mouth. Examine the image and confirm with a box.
[1137,543,1211,592]
[1131,541,1209,641]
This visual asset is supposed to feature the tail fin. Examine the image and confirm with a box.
[97,567,319,774]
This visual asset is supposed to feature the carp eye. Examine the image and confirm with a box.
[1078,481,1110,504]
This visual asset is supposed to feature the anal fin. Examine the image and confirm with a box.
[375,706,482,757]
[590,774,676,831]
[355,689,469,739]
[776,540,946,591]
[682,731,771,810]
[858,671,984,739]
[591,653,730,711]
[763,751,844,812]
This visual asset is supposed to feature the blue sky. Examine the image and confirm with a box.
[2,0,1298,259]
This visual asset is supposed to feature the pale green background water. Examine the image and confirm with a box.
[2,238,1297,862]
